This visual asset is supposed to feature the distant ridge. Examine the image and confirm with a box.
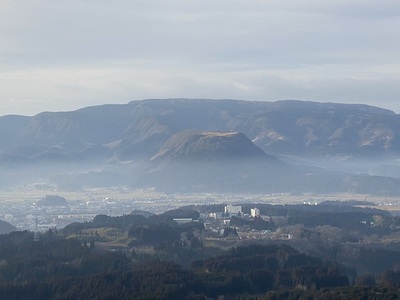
[0,98,399,161]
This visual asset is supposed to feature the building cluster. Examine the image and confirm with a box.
[208,204,261,219]
[204,204,281,241]
[0,195,163,232]
[1,192,290,243]
[208,204,244,219]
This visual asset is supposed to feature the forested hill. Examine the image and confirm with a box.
[1,230,399,299]
[0,230,350,299]
[0,219,16,235]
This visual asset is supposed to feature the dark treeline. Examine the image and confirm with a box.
[192,244,349,293]
[62,208,200,235]
[0,243,352,299]
[230,215,275,230]
[0,231,131,283]
[2,202,400,298]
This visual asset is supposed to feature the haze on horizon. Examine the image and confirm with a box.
[1,0,400,116]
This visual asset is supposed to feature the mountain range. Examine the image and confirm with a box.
[1,99,399,194]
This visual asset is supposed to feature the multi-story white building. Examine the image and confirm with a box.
[250,208,260,218]
[224,204,242,215]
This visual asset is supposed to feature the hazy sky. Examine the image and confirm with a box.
[1,0,400,116]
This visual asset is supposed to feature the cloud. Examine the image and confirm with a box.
[0,0,399,115]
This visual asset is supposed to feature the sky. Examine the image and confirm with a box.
[1,0,400,116]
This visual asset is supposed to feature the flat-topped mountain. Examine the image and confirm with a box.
[143,130,283,192]
[37,195,69,207]
[151,130,275,162]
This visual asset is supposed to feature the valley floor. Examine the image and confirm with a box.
[1,184,400,232]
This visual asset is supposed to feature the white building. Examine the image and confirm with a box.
[250,208,260,218]
[209,212,224,219]
[224,204,242,215]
